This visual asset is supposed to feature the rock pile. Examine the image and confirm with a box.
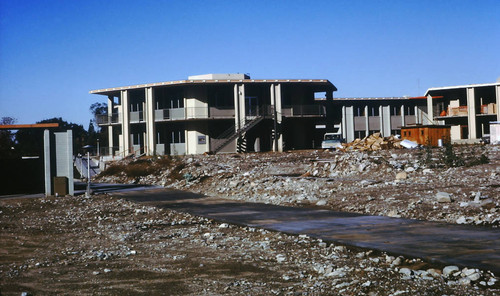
[341,133,403,151]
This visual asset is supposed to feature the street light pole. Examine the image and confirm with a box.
[83,145,93,197]
[86,151,90,197]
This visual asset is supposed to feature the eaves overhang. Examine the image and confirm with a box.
[90,79,336,95]
[424,82,500,96]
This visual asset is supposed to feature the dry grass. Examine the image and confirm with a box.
[100,156,183,179]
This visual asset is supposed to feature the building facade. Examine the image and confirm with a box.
[330,97,428,143]
[425,82,500,142]
[91,74,337,157]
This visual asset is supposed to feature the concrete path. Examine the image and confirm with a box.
[113,188,500,273]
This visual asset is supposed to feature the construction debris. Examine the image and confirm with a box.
[340,133,403,151]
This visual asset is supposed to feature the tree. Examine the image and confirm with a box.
[89,102,108,153]
[89,102,107,132]
[0,117,17,158]
[14,117,89,156]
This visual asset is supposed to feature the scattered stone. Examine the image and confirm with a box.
[436,192,452,203]
[276,254,286,263]
[396,172,407,180]
[391,257,402,266]
[443,266,459,277]
[316,199,327,206]
[399,268,412,277]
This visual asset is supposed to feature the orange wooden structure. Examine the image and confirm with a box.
[0,123,59,130]
[401,125,451,146]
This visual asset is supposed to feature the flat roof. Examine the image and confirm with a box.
[90,78,336,95]
[425,82,500,96]
[332,97,410,101]
[401,124,451,129]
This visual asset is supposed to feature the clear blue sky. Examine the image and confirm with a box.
[1,0,499,128]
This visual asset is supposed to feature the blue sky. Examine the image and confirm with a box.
[1,0,499,127]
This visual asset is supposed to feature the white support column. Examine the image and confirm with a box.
[400,105,405,127]
[121,90,130,156]
[467,87,477,139]
[364,105,369,136]
[345,106,355,142]
[234,84,240,129]
[271,84,283,152]
[341,106,347,139]
[238,84,245,125]
[379,105,384,134]
[107,96,114,156]
[426,94,434,125]
[145,87,156,156]
[415,106,420,124]
[44,129,51,196]
[66,130,74,196]
[496,85,500,121]
[382,106,391,136]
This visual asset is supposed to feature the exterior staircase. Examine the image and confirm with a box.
[212,116,264,154]
[74,155,101,179]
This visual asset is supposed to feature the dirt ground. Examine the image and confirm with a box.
[1,194,498,295]
[1,145,499,295]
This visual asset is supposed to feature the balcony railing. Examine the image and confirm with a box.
[435,106,467,118]
[130,111,144,123]
[155,107,236,121]
[282,105,326,117]
[96,114,120,125]
[97,104,326,125]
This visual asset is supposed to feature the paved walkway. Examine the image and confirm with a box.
[113,188,500,273]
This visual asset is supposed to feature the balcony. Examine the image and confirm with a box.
[435,106,468,119]
[96,113,120,125]
[155,107,236,121]
[480,103,497,115]
[97,104,326,125]
[130,111,144,123]
[281,105,326,117]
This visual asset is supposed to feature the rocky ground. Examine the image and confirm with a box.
[0,194,498,295]
[1,144,499,295]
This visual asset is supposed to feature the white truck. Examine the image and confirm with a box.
[321,124,343,150]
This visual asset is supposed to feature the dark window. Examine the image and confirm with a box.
[171,130,185,143]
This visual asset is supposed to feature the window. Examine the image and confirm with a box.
[371,107,380,116]
[407,106,416,115]
[355,131,366,139]
[390,106,401,116]
[356,107,363,117]
[171,130,185,143]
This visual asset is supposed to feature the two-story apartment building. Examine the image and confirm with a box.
[330,97,428,142]
[425,81,500,142]
[90,73,337,157]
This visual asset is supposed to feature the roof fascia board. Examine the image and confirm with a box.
[425,82,500,96]
[90,79,334,95]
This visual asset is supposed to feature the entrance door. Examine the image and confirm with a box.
[245,96,259,116]
[461,125,468,139]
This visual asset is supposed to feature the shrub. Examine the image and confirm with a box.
[440,137,465,167]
